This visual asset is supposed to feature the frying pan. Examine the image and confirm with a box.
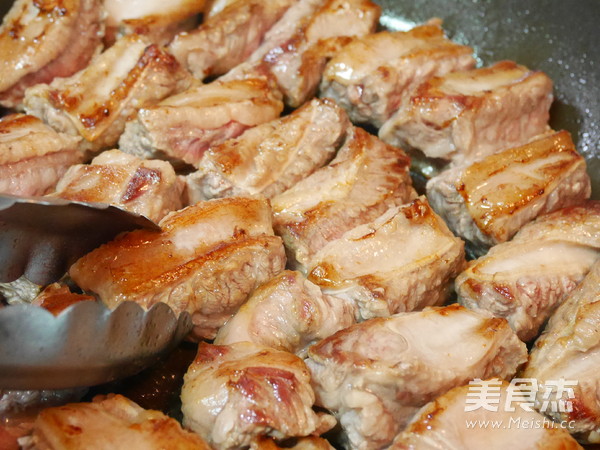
[0,0,598,437]
[377,0,600,196]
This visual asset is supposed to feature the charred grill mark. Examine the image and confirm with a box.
[121,166,162,203]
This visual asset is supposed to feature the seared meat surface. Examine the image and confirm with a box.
[457,201,600,341]
[523,260,600,442]
[69,197,286,339]
[181,342,336,449]
[226,0,381,108]
[379,61,553,164]
[272,127,415,270]
[427,130,591,255]
[320,20,475,127]
[104,0,205,45]
[214,270,356,355]
[306,305,527,450]
[31,284,94,316]
[308,197,465,320]
[0,114,83,197]
[24,35,192,154]
[0,0,104,108]
[51,150,183,223]
[119,78,283,168]
[23,394,210,450]
[391,381,582,450]
[169,0,293,80]
[187,98,350,202]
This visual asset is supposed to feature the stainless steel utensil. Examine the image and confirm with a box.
[0,195,192,390]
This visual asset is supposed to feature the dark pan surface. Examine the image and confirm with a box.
[378,0,600,197]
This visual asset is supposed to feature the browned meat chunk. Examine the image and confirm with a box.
[169,0,294,79]
[226,0,381,108]
[119,78,283,168]
[186,98,350,202]
[391,381,582,450]
[181,342,336,449]
[31,284,94,316]
[272,126,415,271]
[427,130,592,255]
[307,197,466,320]
[523,260,600,443]
[0,0,104,108]
[379,61,554,164]
[69,197,286,339]
[104,0,205,46]
[23,394,211,449]
[51,150,183,223]
[214,270,356,355]
[0,114,83,197]
[457,201,600,341]
[24,35,192,154]
[320,20,475,127]
[306,305,527,449]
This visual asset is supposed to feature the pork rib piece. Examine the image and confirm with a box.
[32,283,94,316]
[390,380,582,450]
[51,150,183,223]
[308,197,466,321]
[119,78,283,168]
[225,0,380,108]
[0,114,83,197]
[523,260,600,442]
[214,270,356,355]
[104,0,205,46]
[169,0,293,80]
[181,342,336,450]
[306,305,527,450]
[456,201,600,342]
[427,130,591,255]
[69,197,286,339]
[272,126,415,271]
[22,394,211,450]
[0,0,104,109]
[24,35,192,154]
[379,60,553,164]
[187,98,350,202]
[320,20,475,127]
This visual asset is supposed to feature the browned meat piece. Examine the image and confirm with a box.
[251,436,334,450]
[24,35,192,154]
[186,98,350,202]
[427,130,592,255]
[22,394,211,450]
[307,197,466,320]
[104,0,205,46]
[456,201,600,341]
[181,342,336,449]
[306,305,527,450]
[320,20,475,127]
[69,197,286,339]
[32,284,94,316]
[272,126,416,271]
[204,0,239,18]
[119,78,283,168]
[523,260,600,442]
[391,381,583,450]
[51,150,183,223]
[225,0,380,108]
[169,0,294,80]
[0,0,104,109]
[214,270,356,355]
[379,61,554,164]
[0,114,83,197]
